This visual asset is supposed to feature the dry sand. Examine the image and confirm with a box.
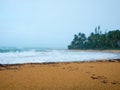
[0,61,120,90]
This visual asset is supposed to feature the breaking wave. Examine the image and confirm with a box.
[0,48,120,64]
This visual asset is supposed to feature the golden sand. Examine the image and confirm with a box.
[0,61,120,90]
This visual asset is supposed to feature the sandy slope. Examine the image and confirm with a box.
[0,61,120,90]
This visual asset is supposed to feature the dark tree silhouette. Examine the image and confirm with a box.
[68,26,120,50]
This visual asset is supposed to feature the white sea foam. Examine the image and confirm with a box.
[0,49,120,64]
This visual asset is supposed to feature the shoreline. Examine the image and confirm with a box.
[68,49,120,53]
[0,59,120,67]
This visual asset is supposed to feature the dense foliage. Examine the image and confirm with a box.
[68,26,120,50]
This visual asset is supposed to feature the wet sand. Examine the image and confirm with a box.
[0,60,120,90]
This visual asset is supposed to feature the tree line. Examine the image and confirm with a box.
[68,26,120,50]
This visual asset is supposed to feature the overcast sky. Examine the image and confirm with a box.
[0,0,120,48]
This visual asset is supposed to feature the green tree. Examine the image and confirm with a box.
[68,26,120,50]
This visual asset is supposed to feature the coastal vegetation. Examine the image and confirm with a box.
[68,26,120,50]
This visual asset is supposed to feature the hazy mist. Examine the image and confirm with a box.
[0,0,120,48]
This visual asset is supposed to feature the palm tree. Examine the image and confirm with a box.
[68,26,120,50]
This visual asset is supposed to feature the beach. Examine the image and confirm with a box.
[0,60,120,90]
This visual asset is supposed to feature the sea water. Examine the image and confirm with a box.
[0,47,120,64]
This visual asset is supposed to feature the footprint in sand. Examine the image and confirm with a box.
[111,81,117,84]
[62,67,65,69]
[89,66,94,68]
[100,79,108,83]
[91,74,108,84]
[90,74,120,85]
[111,81,120,85]
[62,66,78,71]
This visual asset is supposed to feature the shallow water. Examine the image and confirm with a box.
[0,48,120,64]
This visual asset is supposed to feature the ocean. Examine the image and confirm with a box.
[0,47,120,64]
